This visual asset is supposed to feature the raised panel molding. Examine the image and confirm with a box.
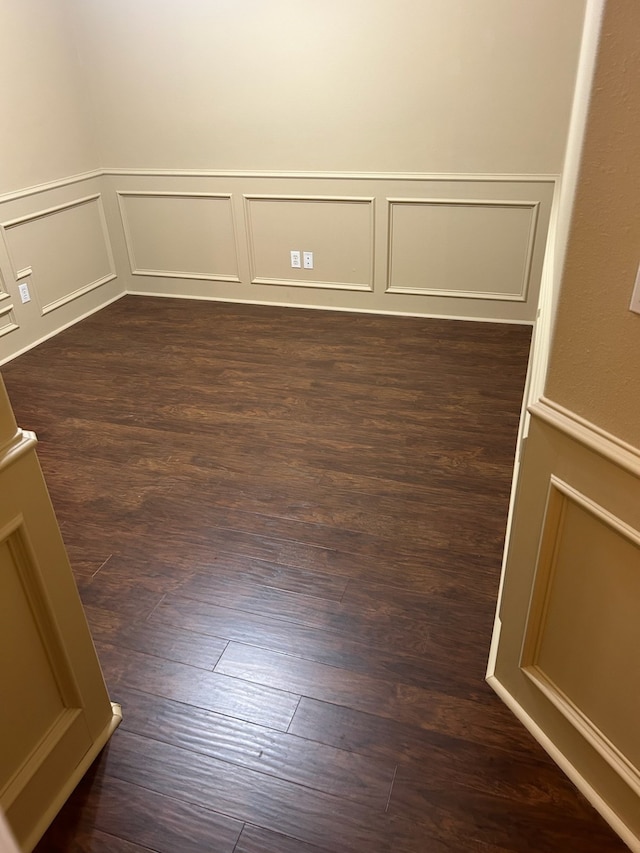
[244,195,375,291]
[489,402,640,851]
[531,396,640,477]
[0,514,88,809]
[0,377,121,849]
[386,198,539,301]
[117,191,241,282]
[1,195,116,316]
[520,475,640,796]
[0,268,9,303]
[0,304,18,338]
[0,170,556,365]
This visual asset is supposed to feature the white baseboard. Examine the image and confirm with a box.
[124,288,536,325]
[487,674,639,853]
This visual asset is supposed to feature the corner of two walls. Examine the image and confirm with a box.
[1,0,588,364]
[0,173,124,365]
[107,170,555,324]
[0,167,557,366]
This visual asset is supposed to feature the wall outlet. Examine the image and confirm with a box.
[18,282,31,304]
[303,251,314,270]
[290,250,301,269]
[630,262,640,315]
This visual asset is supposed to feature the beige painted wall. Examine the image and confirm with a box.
[0,1,589,360]
[0,1,121,365]
[69,0,585,174]
[0,0,97,195]
[546,0,640,448]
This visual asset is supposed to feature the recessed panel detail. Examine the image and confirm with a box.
[387,198,538,301]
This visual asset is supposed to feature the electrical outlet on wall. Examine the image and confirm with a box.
[290,250,301,269]
[18,282,31,304]
[303,251,314,270]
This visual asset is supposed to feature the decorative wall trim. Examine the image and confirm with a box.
[0,304,18,339]
[0,512,84,808]
[0,168,559,205]
[520,475,640,796]
[2,193,103,232]
[531,397,640,477]
[243,194,375,292]
[247,278,373,292]
[124,289,536,325]
[386,198,539,301]
[0,169,555,365]
[242,193,377,201]
[0,429,37,473]
[1,194,117,315]
[0,293,125,368]
[0,268,9,303]
[40,276,116,317]
[21,702,122,853]
[0,170,102,205]
[487,674,640,853]
[117,191,241,283]
[102,167,560,183]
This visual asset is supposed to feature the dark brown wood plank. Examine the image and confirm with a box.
[179,555,349,601]
[99,730,527,853]
[97,643,299,731]
[42,829,155,853]
[288,699,604,819]
[84,605,229,670]
[114,686,395,808]
[233,824,338,853]
[36,768,242,853]
[150,594,494,700]
[387,766,623,853]
[99,729,399,853]
[214,643,525,749]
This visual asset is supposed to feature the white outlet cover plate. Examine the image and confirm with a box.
[18,282,31,304]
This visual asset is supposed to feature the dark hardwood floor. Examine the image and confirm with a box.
[2,296,628,852]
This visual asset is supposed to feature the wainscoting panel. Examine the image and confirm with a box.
[244,195,374,291]
[0,304,18,339]
[1,194,116,315]
[521,476,640,794]
[0,269,9,303]
[387,199,538,300]
[106,172,555,324]
[489,402,640,850]
[0,171,557,363]
[0,517,88,807]
[0,174,123,365]
[118,192,240,282]
[0,378,120,850]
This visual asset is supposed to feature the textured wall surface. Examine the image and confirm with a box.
[546,0,640,447]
